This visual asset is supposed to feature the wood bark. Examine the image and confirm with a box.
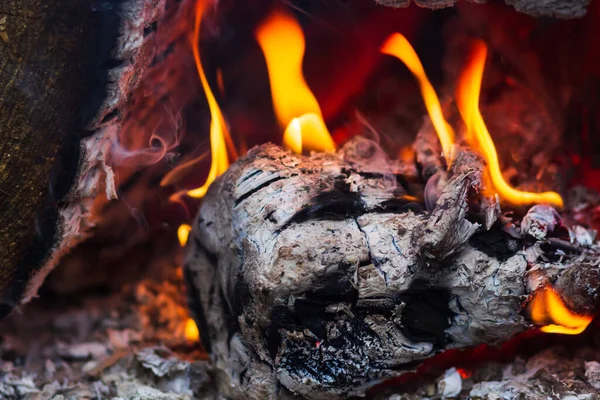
[374,0,591,18]
[0,0,177,317]
[184,137,600,399]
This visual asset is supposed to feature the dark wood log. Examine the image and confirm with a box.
[0,0,178,318]
[374,0,591,18]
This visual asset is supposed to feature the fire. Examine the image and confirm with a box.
[255,9,335,154]
[456,368,473,379]
[178,225,199,342]
[456,41,564,208]
[187,0,231,199]
[529,286,593,335]
[381,33,455,160]
[184,317,201,342]
[178,224,192,246]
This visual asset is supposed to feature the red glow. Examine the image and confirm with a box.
[456,368,472,379]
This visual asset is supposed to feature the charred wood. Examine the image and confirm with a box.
[374,0,591,18]
[184,137,600,399]
[0,0,194,317]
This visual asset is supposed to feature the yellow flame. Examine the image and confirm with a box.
[381,33,455,160]
[187,0,230,199]
[184,317,200,342]
[178,224,192,246]
[456,40,563,208]
[255,9,335,154]
[529,286,593,335]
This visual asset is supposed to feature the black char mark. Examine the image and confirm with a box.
[397,280,452,347]
[234,176,287,207]
[280,178,366,230]
[265,275,452,387]
[265,269,358,359]
[469,227,520,262]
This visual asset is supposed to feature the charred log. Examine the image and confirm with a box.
[0,0,180,318]
[374,0,591,19]
[184,137,600,399]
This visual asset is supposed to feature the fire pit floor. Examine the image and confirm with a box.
[0,259,599,399]
[0,267,216,400]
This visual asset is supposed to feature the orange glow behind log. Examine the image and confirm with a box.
[381,33,455,160]
[187,0,231,199]
[529,286,593,335]
[456,41,563,208]
[255,9,335,154]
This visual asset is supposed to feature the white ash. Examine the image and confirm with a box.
[521,205,562,241]
[437,367,462,398]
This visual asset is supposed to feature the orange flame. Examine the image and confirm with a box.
[381,33,455,160]
[187,0,231,199]
[255,9,335,154]
[178,224,192,246]
[184,317,200,342]
[529,286,593,335]
[456,41,563,208]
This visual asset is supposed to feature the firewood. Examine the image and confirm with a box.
[0,0,177,318]
[374,0,591,18]
[183,136,600,399]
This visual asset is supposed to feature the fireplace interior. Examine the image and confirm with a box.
[1,0,600,399]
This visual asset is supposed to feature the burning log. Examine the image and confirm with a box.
[0,0,177,317]
[374,0,591,19]
[184,136,600,399]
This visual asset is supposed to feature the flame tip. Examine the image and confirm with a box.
[456,39,563,209]
[184,317,200,342]
[186,0,231,200]
[381,33,454,159]
[256,8,335,154]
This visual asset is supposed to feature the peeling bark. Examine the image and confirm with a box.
[0,0,191,317]
[374,0,590,18]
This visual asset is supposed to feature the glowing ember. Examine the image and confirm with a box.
[456,368,473,379]
[456,40,564,208]
[187,0,231,199]
[178,224,192,246]
[529,286,593,335]
[255,9,335,154]
[184,317,200,342]
[381,33,455,161]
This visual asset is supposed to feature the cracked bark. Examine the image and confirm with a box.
[184,137,600,399]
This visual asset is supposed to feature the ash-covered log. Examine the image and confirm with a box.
[184,137,600,399]
[374,0,591,19]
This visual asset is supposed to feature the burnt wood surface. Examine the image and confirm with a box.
[0,0,116,317]
[375,0,591,18]
[184,136,600,399]
[0,0,172,317]
[185,136,600,399]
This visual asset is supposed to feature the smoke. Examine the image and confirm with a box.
[108,101,183,167]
